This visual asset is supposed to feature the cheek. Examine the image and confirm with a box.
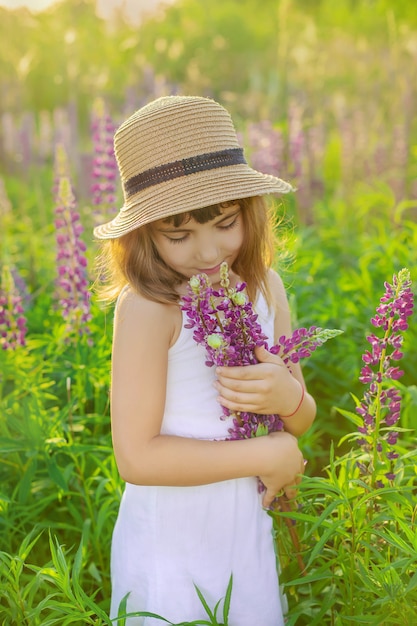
[158,241,190,270]
[229,223,245,250]
[158,244,178,266]
[151,237,174,266]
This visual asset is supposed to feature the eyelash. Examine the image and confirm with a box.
[167,217,238,244]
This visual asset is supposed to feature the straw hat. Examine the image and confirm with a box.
[93,95,294,240]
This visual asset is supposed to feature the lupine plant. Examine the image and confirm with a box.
[245,120,285,177]
[354,268,414,488]
[273,268,416,625]
[91,97,118,223]
[0,264,28,350]
[54,175,91,339]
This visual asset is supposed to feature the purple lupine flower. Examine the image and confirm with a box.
[38,110,53,163]
[182,266,284,453]
[288,101,305,182]
[355,269,414,486]
[0,177,12,216]
[54,176,91,338]
[90,98,118,222]
[1,112,17,161]
[0,265,28,350]
[10,266,31,310]
[19,112,35,171]
[245,120,285,177]
[53,142,71,197]
[182,263,342,445]
[269,326,342,366]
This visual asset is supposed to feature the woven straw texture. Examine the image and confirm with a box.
[93,96,293,240]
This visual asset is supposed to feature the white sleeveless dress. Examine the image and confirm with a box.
[110,293,286,625]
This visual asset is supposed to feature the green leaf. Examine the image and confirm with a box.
[193,583,215,621]
[222,574,233,625]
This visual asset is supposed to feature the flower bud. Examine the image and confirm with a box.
[207,333,225,349]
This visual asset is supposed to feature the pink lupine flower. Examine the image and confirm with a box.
[0,177,12,217]
[355,268,414,486]
[246,120,285,177]
[54,176,91,338]
[288,101,305,181]
[0,265,27,350]
[91,98,118,222]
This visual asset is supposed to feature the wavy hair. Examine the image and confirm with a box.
[94,196,278,306]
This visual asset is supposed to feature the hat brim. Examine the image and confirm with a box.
[93,164,294,240]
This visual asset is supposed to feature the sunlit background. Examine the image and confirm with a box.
[0,0,174,20]
[1,2,417,622]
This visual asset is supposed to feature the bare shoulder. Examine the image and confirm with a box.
[265,268,293,342]
[265,268,290,315]
[114,287,181,348]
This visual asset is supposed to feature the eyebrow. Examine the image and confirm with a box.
[157,207,241,233]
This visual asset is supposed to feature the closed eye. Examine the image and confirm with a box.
[218,216,239,231]
[165,233,189,244]
[163,210,240,243]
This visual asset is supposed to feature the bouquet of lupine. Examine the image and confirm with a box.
[181,263,342,574]
[181,262,342,440]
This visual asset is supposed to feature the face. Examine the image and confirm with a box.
[149,203,244,287]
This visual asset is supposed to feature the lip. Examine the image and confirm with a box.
[197,263,222,276]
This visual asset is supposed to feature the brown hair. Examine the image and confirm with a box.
[95,196,277,306]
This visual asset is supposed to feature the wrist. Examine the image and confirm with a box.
[281,380,305,418]
[261,430,294,472]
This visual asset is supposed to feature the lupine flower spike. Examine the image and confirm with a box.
[91,98,118,223]
[54,142,71,190]
[246,120,284,177]
[0,264,28,350]
[54,176,91,339]
[355,268,414,487]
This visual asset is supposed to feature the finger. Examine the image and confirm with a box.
[216,363,264,381]
[214,381,268,410]
[262,487,277,509]
[217,394,264,414]
[283,468,305,500]
[214,377,260,394]
[254,345,285,367]
[283,485,298,500]
[216,363,279,387]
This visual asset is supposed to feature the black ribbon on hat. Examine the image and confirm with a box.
[124,148,246,198]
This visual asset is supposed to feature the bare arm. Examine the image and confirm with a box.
[214,269,317,437]
[110,288,304,507]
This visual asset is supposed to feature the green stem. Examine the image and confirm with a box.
[370,281,401,488]
[276,496,307,576]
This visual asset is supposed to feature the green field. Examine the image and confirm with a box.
[1,1,416,623]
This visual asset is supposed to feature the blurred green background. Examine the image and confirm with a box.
[1,0,416,454]
[1,2,416,622]
[1,0,417,212]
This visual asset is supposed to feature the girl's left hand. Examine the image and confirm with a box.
[214,345,302,416]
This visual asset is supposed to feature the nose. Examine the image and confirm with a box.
[195,232,219,266]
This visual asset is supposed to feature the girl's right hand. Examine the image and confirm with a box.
[259,431,305,508]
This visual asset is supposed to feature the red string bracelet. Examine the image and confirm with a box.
[281,383,305,418]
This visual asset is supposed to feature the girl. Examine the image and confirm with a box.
[94,95,316,625]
